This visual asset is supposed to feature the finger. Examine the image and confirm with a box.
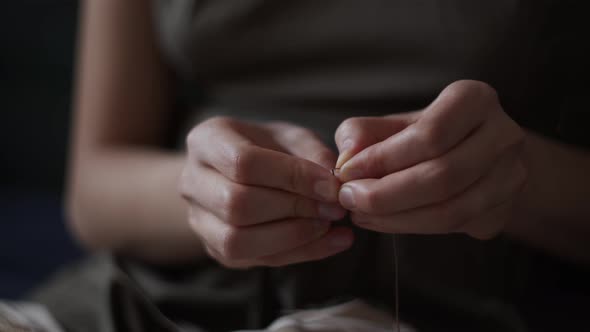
[206,227,354,269]
[268,122,337,169]
[338,114,524,214]
[194,117,286,152]
[182,166,346,226]
[190,120,340,202]
[339,80,501,181]
[458,201,513,240]
[188,208,333,261]
[334,115,414,168]
[255,226,354,267]
[350,151,527,235]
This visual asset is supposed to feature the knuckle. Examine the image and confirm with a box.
[338,117,361,132]
[287,127,317,141]
[205,116,235,129]
[310,149,335,164]
[472,81,499,103]
[447,80,499,105]
[190,117,234,147]
[267,121,305,137]
[220,184,250,225]
[347,116,368,127]
[219,227,243,261]
[336,117,366,141]
[222,144,254,183]
[185,127,200,150]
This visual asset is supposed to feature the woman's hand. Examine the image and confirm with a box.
[179,117,353,268]
[334,80,527,239]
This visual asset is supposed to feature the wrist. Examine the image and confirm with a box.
[504,130,590,261]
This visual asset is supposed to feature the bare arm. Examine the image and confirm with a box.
[67,0,203,264]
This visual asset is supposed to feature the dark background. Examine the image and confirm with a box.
[0,0,83,299]
[0,2,588,330]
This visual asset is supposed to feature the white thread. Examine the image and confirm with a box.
[393,234,400,332]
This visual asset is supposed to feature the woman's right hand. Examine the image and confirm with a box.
[179,117,353,268]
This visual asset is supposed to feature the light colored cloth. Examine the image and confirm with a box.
[0,301,64,332]
[235,300,416,332]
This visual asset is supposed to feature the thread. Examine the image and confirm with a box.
[393,234,400,332]
[332,167,400,331]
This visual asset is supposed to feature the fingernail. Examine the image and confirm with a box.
[335,150,353,169]
[335,139,354,168]
[330,233,353,248]
[318,203,346,220]
[314,180,338,201]
[339,138,354,153]
[339,186,356,209]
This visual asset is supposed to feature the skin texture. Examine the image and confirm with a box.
[334,80,527,240]
[67,0,201,263]
[70,1,590,266]
[69,0,353,266]
[179,118,352,268]
[334,80,590,262]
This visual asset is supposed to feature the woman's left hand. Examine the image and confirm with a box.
[334,80,528,239]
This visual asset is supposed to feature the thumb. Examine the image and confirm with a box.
[334,114,415,169]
